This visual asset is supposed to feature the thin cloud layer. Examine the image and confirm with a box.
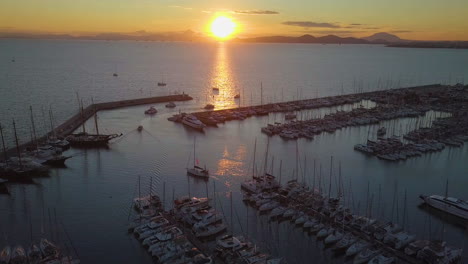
[282,21,340,28]
[234,10,279,15]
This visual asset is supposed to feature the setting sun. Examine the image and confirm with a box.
[210,16,236,39]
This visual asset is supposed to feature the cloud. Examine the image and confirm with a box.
[282,21,340,28]
[168,5,192,10]
[234,10,279,15]
[350,23,363,26]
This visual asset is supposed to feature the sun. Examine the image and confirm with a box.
[210,16,236,39]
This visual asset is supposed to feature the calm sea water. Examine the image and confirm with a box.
[1,39,468,263]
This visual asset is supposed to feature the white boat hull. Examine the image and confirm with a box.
[421,195,468,220]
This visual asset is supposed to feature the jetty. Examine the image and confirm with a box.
[4,93,192,156]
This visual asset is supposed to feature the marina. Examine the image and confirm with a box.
[1,39,468,264]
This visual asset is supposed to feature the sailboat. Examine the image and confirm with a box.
[186,137,209,178]
[66,100,121,147]
[25,106,71,166]
[157,75,167,86]
[47,107,70,150]
[1,120,48,179]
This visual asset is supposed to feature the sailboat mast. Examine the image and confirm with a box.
[29,106,38,150]
[279,160,282,185]
[263,137,269,176]
[193,136,196,167]
[138,175,141,221]
[92,99,99,135]
[444,178,449,198]
[150,177,153,198]
[303,154,307,184]
[260,82,263,105]
[252,138,257,178]
[0,123,7,162]
[49,107,56,139]
[328,156,333,199]
[230,191,233,235]
[313,159,316,194]
[295,141,299,181]
[80,99,86,133]
[12,119,22,167]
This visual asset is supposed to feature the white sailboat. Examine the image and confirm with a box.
[186,137,209,178]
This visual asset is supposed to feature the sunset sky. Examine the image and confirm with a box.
[1,0,468,40]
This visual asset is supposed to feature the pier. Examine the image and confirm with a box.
[5,93,192,155]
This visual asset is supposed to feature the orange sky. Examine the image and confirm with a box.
[1,0,468,40]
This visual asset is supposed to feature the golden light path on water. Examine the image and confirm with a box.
[209,42,240,109]
[214,144,248,179]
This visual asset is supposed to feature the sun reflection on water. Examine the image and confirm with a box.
[208,43,240,110]
[215,144,248,178]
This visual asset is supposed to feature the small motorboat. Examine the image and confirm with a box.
[204,104,215,110]
[165,102,176,108]
[212,87,219,91]
[377,127,386,137]
[113,73,118,77]
[137,125,143,132]
[157,82,167,86]
[145,107,158,115]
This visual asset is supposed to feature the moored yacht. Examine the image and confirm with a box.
[204,104,215,110]
[174,196,210,210]
[66,132,121,147]
[144,106,158,115]
[419,194,468,220]
[182,115,206,131]
[165,102,176,108]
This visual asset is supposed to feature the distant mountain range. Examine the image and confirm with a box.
[0,31,407,44]
[236,32,406,44]
[1,31,467,49]
[362,32,406,43]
